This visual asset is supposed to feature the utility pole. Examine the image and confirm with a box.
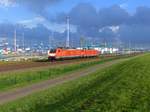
[66,16,70,48]
[49,32,54,48]
[14,29,17,52]
[49,36,51,48]
[80,36,85,49]
[22,32,25,50]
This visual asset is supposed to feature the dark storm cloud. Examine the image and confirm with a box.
[10,0,63,20]
[69,3,99,28]
[99,5,130,27]
[68,3,100,38]
[118,7,150,44]
[54,3,150,44]
[1,1,150,45]
[119,25,150,44]
[17,0,61,12]
[131,6,150,25]
[55,4,129,28]
[54,4,129,36]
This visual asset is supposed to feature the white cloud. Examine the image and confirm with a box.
[109,26,120,33]
[18,16,77,33]
[119,3,128,9]
[99,26,120,33]
[99,27,105,33]
[18,16,45,28]
[0,0,16,7]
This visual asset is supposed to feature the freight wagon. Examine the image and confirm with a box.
[48,48,99,61]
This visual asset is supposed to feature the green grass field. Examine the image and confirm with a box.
[0,54,149,112]
[0,57,120,92]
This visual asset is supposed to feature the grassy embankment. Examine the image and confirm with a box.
[0,54,149,111]
[0,55,126,92]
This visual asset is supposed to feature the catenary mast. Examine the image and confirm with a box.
[66,16,70,48]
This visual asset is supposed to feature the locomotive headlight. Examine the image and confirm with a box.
[49,53,56,57]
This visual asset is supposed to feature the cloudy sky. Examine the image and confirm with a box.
[0,0,149,22]
[0,0,150,46]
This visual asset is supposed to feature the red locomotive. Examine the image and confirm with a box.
[48,48,99,61]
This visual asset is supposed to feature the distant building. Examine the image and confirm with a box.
[94,47,119,54]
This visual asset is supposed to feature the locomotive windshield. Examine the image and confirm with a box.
[50,49,56,53]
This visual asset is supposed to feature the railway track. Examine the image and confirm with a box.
[0,58,100,73]
[0,53,140,73]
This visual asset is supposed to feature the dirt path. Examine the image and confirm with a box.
[0,58,130,105]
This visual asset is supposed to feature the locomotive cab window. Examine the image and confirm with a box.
[50,49,56,53]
